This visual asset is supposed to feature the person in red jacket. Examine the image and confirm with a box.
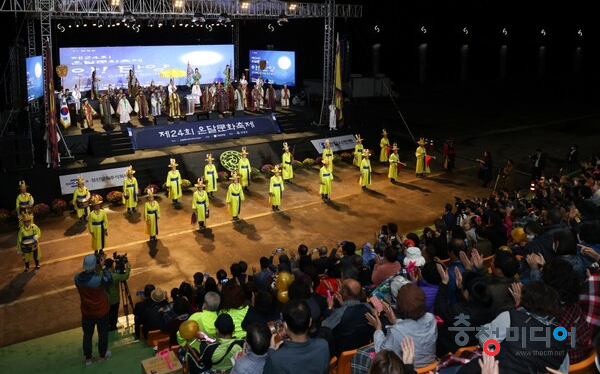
[74,253,113,365]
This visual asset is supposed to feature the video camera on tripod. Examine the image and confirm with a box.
[112,251,128,274]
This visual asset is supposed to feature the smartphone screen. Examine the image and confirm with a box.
[268,320,288,343]
[370,295,383,313]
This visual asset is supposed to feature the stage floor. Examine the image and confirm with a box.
[0,158,485,348]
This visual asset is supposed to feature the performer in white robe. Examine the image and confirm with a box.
[72,85,81,111]
[191,81,201,106]
[117,94,133,124]
[280,84,290,109]
[150,89,162,117]
[234,86,244,111]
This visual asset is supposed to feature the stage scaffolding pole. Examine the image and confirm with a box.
[319,0,335,125]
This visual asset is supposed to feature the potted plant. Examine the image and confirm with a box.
[333,154,342,164]
[32,203,51,220]
[340,152,353,162]
[302,158,316,168]
[51,198,68,215]
[144,184,160,195]
[217,171,229,183]
[291,160,303,170]
[250,167,262,179]
[0,208,10,224]
[181,179,192,192]
[106,190,124,206]
[261,164,274,177]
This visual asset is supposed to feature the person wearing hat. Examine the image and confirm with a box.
[88,196,108,252]
[380,129,390,165]
[322,139,334,175]
[359,149,372,190]
[192,178,210,229]
[353,134,364,170]
[403,247,427,267]
[166,158,183,204]
[74,253,113,365]
[281,142,294,183]
[237,147,252,191]
[387,143,407,183]
[80,98,97,130]
[144,188,161,241]
[15,180,34,225]
[269,165,285,211]
[226,171,245,221]
[122,165,139,213]
[415,138,431,178]
[319,158,333,201]
[73,176,91,223]
[17,213,41,272]
[204,154,218,197]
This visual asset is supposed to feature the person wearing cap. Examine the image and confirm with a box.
[322,139,334,175]
[80,98,97,130]
[88,196,108,252]
[269,165,285,211]
[195,314,244,372]
[387,143,406,183]
[415,138,431,178]
[166,158,183,204]
[379,129,390,164]
[17,213,41,272]
[353,134,364,170]
[144,188,161,241]
[281,142,294,183]
[122,165,139,213]
[74,253,113,365]
[226,171,246,221]
[237,147,252,191]
[15,180,34,225]
[72,176,91,223]
[359,149,372,190]
[192,178,210,229]
[204,154,218,197]
[319,158,333,201]
[104,257,131,331]
[365,284,437,369]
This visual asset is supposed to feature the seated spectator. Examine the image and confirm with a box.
[312,246,330,275]
[237,261,249,285]
[230,322,271,374]
[204,276,219,295]
[368,347,417,374]
[179,281,193,301]
[352,254,373,288]
[372,247,401,287]
[142,288,169,340]
[230,262,243,284]
[241,289,280,331]
[288,276,327,330]
[189,314,244,373]
[252,257,274,290]
[579,246,600,338]
[263,300,330,374]
[445,238,467,304]
[134,284,155,339]
[177,291,220,345]
[321,278,374,356]
[413,261,441,314]
[482,250,519,315]
[315,259,342,296]
[366,284,436,368]
[297,244,313,273]
[162,297,191,346]
[191,272,206,312]
[442,203,456,231]
[219,281,249,339]
[472,226,493,257]
[435,268,494,356]
[216,269,229,288]
[458,282,569,373]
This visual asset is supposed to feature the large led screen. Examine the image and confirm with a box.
[249,50,295,86]
[26,55,44,101]
[59,45,235,90]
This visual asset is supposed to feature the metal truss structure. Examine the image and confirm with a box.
[2,0,361,127]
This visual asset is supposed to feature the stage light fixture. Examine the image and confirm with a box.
[110,0,121,7]
[502,28,508,36]
[122,11,135,23]
[241,1,250,10]
[57,23,65,32]
[540,28,546,36]
[463,27,468,35]
[288,3,297,11]
[98,19,104,28]
[179,20,184,26]
[173,0,184,9]
[277,12,288,26]
[68,23,72,28]
[92,20,97,26]
[420,26,426,34]
[147,19,154,27]
[158,19,164,27]
[191,12,205,24]
[75,19,81,28]
[578,29,583,37]
[218,13,231,24]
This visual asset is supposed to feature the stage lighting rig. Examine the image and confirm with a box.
[277,12,288,26]
[173,0,184,10]
[191,12,205,24]
[288,3,297,11]
[218,13,231,24]
[241,1,250,10]
[122,11,135,24]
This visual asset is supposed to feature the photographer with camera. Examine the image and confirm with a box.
[74,252,113,365]
[104,253,131,331]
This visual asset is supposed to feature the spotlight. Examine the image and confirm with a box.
[75,19,81,28]
[158,19,163,27]
[218,13,231,24]
[147,19,154,27]
[191,12,205,24]
[122,11,135,23]
[420,26,426,34]
[277,12,288,26]
[98,19,104,28]
[110,0,121,7]
[179,20,184,26]
[462,27,468,35]
[502,28,508,36]
[57,23,65,32]
[173,0,183,9]
[83,18,88,27]
[288,3,297,11]
[540,28,546,36]
[578,29,583,37]
[241,1,250,10]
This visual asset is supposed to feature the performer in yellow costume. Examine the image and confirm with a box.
[166,158,183,204]
[269,165,285,211]
[88,196,108,252]
[237,147,251,191]
[17,213,41,272]
[144,188,161,241]
[380,129,390,164]
[353,135,364,170]
[226,171,245,222]
[192,178,210,229]
[15,180,34,227]
[319,159,333,201]
[322,139,334,175]
[204,154,218,197]
[360,149,372,190]
[388,143,406,183]
[282,142,294,183]
[415,138,431,178]
[122,165,139,213]
[72,176,91,222]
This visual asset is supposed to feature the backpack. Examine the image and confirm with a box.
[186,339,244,374]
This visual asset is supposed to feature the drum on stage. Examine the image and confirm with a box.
[21,238,37,253]
[76,198,89,209]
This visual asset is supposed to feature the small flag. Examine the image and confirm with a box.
[59,102,71,128]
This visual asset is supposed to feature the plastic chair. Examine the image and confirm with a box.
[146,329,170,347]
[482,254,495,269]
[154,336,171,351]
[337,348,358,374]
[455,345,478,356]
[415,360,438,374]
[569,349,597,374]
[328,356,338,374]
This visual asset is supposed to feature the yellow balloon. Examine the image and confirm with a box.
[277,290,289,303]
[275,271,294,291]
[178,320,199,340]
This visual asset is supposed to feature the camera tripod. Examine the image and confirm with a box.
[119,280,134,331]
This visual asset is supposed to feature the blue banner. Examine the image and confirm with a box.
[130,114,281,150]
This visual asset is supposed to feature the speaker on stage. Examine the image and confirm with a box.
[185,114,197,122]
[81,128,95,133]
[208,112,219,119]
[154,116,168,126]
[9,45,27,109]
[173,117,181,124]
[235,110,245,117]
[222,112,232,118]
[139,117,152,126]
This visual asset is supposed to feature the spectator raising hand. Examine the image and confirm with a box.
[508,282,522,307]
[400,337,415,367]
